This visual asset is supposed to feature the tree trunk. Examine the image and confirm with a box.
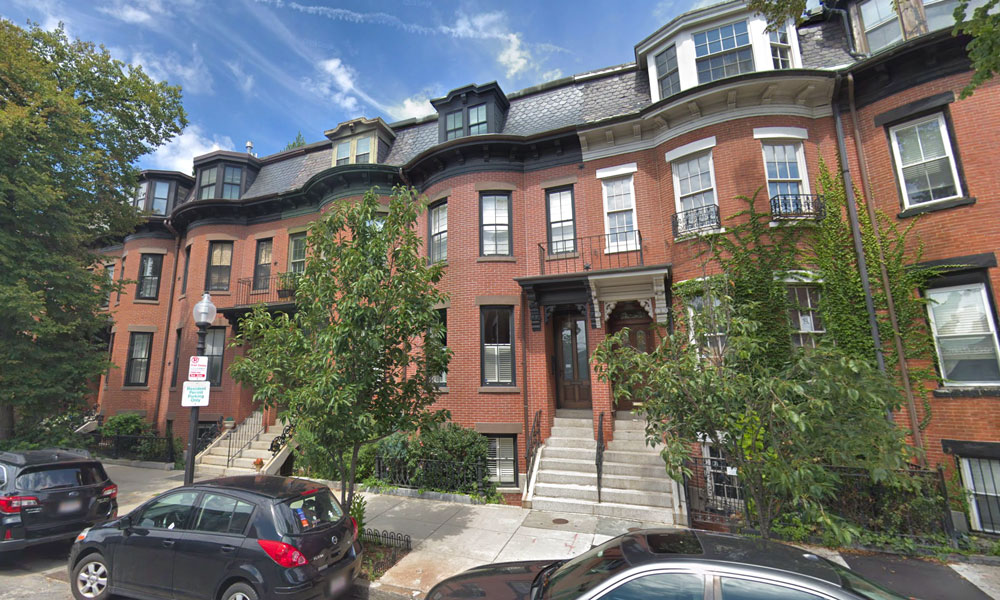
[0,402,14,440]
[345,443,360,515]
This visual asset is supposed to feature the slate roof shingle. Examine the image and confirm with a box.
[243,148,332,200]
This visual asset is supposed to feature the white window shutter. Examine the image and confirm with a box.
[499,437,515,484]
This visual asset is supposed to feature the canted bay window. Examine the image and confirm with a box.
[486,435,516,485]
[655,46,680,99]
[125,332,152,386]
[482,307,514,385]
[429,201,447,263]
[136,254,163,300]
[546,187,576,255]
[860,0,902,52]
[926,283,1000,385]
[206,241,233,292]
[889,113,962,209]
[694,20,754,84]
[480,193,511,256]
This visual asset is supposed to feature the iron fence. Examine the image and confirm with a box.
[373,455,488,495]
[672,204,721,238]
[270,422,295,455]
[195,418,223,455]
[359,528,411,579]
[537,231,644,275]
[235,272,299,307]
[769,193,825,220]
[86,433,175,463]
[524,410,542,478]
[227,411,265,467]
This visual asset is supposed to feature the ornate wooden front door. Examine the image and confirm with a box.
[555,312,592,409]
[608,302,654,411]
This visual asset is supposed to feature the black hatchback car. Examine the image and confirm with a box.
[0,449,118,552]
[68,475,362,600]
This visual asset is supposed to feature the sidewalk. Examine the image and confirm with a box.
[357,491,1000,600]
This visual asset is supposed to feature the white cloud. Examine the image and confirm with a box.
[225,61,255,96]
[96,0,186,24]
[132,44,213,95]
[301,58,362,113]
[146,124,234,173]
[385,93,436,121]
[13,0,71,34]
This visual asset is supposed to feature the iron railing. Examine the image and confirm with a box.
[235,272,299,307]
[672,205,721,238]
[682,455,745,527]
[86,433,175,463]
[961,457,999,534]
[596,412,607,503]
[270,422,295,456]
[769,194,825,220]
[374,455,488,496]
[524,410,542,478]
[537,231,644,275]
[227,411,265,468]
[195,417,223,455]
[359,528,412,578]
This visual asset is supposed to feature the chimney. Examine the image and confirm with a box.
[245,140,254,154]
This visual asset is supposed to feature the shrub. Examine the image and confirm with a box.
[350,494,367,531]
[101,413,151,437]
[373,423,495,497]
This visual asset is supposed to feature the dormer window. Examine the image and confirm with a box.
[151,181,169,215]
[356,137,371,164]
[769,30,792,69]
[468,104,488,135]
[445,111,463,140]
[222,166,242,199]
[199,168,217,200]
[695,20,754,84]
[134,184,147,209]
[859,0,902,53]
[336,141,350,166]
[655,46,680,100]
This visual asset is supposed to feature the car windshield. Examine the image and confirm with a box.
[827,560,909,600]
[15,463,107,491]
[545,537,630,600]
[280,489,343,533]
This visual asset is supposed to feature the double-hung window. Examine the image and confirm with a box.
[125,332,153,386]
[151,181,169,215]
[336,142,350,166]
[602,175,638,252]
[181,246,191,295]
[222,166,241,199]
[688,293,727,360]
[926,283,1000,384]
[135,184,147,209]
[288,233,307,273]
[482,307,514,385]
[103,264,115,308]
[860,0,902,52]
[889,113,962,209]
[429,201,447,263]
[486,435,516,485]
[136,254,163,300]
[199,168,217,200]
[206,241,233,292]
[205,327,226,386]
[253,239,272,291]
[762,142,811,219]
[788,285,824,348]
[694,20,754,84]
[431,308,447,386]
[959,456,1000,534]
[480,193,511,256]
[769,30,792,69]
[546,187,576,254]
[445,111,463,140]
[469,104,487,135]
[672,151,718,236]
[655,46,680,99]
[355,137,371,164]
[170,329,182,388]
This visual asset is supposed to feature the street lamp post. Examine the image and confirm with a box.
[185,293,217,486]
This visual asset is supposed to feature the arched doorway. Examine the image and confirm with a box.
[607,301,654,411]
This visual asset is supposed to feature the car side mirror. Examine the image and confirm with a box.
[117,515,132,531]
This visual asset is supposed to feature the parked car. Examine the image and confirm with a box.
[0,449,118,552]
[67,475,362,600]
[426,528,910,600]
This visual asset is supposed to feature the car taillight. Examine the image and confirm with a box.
[101,484,118,499]
[257,539,308,568]
[350,516,358,542]
[0,496,39,514]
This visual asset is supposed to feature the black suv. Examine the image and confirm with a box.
[68,475,362,600]
[0,449,118,552]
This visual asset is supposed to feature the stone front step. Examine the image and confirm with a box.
[240,448,272,460]
[195,465,257,479]
[546,437,597,449]
[603,461,668,478]
[552,417,592,430]
[609,429,647,441]
[536,469,673,493]
[550,426,593,438]
[533,482,673,508]
[201,455,229,467]
[611,418,646,432]
[530,497,675,523]
[606,439,656,453]
[544,447,597,461]
[604,450,663,466]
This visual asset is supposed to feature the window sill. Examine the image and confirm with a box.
[122,386,150,391]
[477,256,517,263]
[479,386,520,393]
[546,252,578,261]
[933,386,1000,398]
[178,294,186,301]
[205,290,231,296]
[434,386,449,393]
[133,299,160,304]
[674,227,726,241]
[496,485,522,493]
[604,245,641,255]
[898,196,975,219]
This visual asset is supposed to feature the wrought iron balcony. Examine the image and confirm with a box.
[235,272,299,307]
[769,194,825,220]
[537,231,644,275]
[672,204,721,238]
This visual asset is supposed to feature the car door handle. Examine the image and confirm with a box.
[221,545,236,553]
[162,540,175,548]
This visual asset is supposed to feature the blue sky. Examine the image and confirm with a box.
[2,0,712,172]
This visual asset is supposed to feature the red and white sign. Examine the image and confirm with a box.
[188,356,208,381]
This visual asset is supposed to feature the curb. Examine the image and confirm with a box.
[100,458,176,470]
[351,580,421,600]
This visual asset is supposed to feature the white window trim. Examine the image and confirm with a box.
[959,456,1000,534]
[664,136,716,163]
[889,113,963,210]
[926,282,1000,387]
[600,174,640,253]
[595,162,638,179]
[760,139,811,196]
[753,127,808,140]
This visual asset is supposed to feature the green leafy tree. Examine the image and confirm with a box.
[282,131,307,151]
[748,0,999,98]
[0,22,186,439]
[230,187,451,510]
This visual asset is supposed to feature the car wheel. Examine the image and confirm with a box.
[221,581,259,600]
[71,553,111,600]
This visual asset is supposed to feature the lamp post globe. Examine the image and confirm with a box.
[193,293,217,327]
[185,292,217,485]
